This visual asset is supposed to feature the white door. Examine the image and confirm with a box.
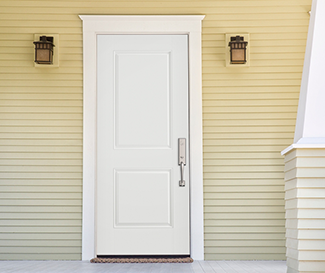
[96,35,189,255]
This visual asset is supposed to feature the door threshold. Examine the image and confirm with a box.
[92,255,193,263]
[97,255,190,258]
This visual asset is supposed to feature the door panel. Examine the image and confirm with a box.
[97,35,189,255]
[115,52,171,148]
[114,170,171,227]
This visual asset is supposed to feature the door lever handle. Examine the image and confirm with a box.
[179,162,185,187]
[178,138,186,187]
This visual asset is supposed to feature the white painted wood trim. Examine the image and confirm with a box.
[282,0,325,156]
[80,15,205,261]
[281,143,325,155]
[282,137,325,155]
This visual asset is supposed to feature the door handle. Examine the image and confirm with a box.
[178,138,186,187]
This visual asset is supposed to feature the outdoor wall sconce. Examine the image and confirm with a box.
[228,35,248,64]
[33,35,55,64]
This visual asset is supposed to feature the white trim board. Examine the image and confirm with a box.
[79,15,205,261]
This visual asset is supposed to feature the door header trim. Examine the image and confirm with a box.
[79,15,205,33]
[79,15,205,20]
[80,15,205,261]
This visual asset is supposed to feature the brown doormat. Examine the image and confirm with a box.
[91,257,193,263]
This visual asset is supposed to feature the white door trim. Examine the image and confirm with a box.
[79,15,205,261]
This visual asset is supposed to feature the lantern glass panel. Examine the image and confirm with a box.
[231,49,246,64]
[36,49,52,64]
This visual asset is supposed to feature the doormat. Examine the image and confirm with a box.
[90,257,193,263]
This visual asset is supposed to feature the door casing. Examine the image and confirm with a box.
[80,15,205,260]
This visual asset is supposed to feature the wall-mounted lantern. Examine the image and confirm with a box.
[33,36,55,64]
[228,35,248,64]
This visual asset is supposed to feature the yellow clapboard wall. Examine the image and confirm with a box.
[0,0,311,260]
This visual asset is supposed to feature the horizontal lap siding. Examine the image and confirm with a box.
[0,0,83,260]
[0,0,311,260]
[200,0,311,260]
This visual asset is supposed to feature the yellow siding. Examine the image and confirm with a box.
[0,0,311,260]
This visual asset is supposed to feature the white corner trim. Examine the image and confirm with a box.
[80,15,205,261]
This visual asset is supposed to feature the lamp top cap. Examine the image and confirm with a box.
[33,36,54,46]
[228,35,248,47]
[231,36,244,42]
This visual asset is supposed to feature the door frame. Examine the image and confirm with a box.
[79,15,205,261]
